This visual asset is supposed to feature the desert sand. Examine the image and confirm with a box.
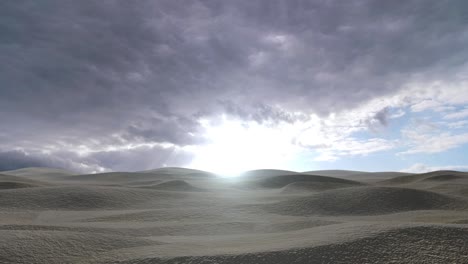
[1,167,468,263]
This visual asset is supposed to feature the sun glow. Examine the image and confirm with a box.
[189,117,300,177]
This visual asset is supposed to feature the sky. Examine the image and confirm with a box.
[1,0,468,175]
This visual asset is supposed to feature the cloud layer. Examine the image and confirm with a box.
[1,1,468,172]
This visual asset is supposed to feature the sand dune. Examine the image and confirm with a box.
[1,167,76,176]
[423,174,467,181]
[304,171,414,183]
[2,220,336,237]
[1,167,76,180]
[63,172,164,183]
[138,167,216,178]
[139,180,205,192]
[0,186,185,210]
[0,173,51,189]
[281,181,361,193]
[0,173,51,184]
[0,181,41,189]
[302,169,369,177]
[349,172,414,182]
[0,230,160,264]
[2,167,468,263]
[381,170,468,185]
[253,174,364,188]
[268,186,467,216]
[64,170,215,186]
[239,169,301,178]
[380,171,468,198]
[118,226,468,263]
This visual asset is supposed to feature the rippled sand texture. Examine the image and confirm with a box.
[1,167,468,263]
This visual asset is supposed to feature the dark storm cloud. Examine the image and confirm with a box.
[88,145,194,172]
[0,150,49,171]
[374,108,391,127]
[362,107,392,133]
[220,100,310,124]
[123,115,203,145]
[1,0,468,171]
[0,146,194,173]
[0,149,92,172]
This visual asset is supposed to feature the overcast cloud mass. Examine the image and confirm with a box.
[1,0,468,174]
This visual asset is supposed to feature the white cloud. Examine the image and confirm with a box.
[400,132,468,155]
[446,120,468,129]
[410,100,444,112]
[390,109,406,119]
[313,138,396,162]
[401,163,468,173]
[248,51,269,68]
[417,79,468,105]
[314,151,339,162]
[263,33,297,52]
[443,108,468,120]
[385,76,468,116]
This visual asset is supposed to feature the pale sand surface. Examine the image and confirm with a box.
[1,167,468,263]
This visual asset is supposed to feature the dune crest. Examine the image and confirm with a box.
[140,180,205,192]
[254,174,363,188]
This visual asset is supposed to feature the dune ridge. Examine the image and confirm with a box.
[253,174,364,188]
[139,180,205,192]
[381,170,468,185]
[267,186,467,216]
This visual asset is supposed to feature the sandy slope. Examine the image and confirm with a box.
[0,173,52,189]
[268,186,467,216]
[1,167,468,263]
[304,170,414,183]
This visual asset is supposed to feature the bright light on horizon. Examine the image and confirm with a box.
[189,117,301,177]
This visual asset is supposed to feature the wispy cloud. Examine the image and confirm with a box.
[443,108,468,120]
[401,163,468,173]
[314,138,397,162]
[400,132,468,155]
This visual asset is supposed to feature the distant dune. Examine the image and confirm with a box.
[1,167,76,178]
[253,174,363,188]
[138,167,216,178]
[267,186,467,216]
[0,186,185,210]
[302,169,369,177]
[381,170,468,185]
[281,181,362,193]
[0,173,51,189]
[304,170,414,182]
[239,169,301,178]
[0,181,41,190]
[139,180,205,192]
[63,172,158,183]
[424,174,466,181]
[1,167,468,263]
